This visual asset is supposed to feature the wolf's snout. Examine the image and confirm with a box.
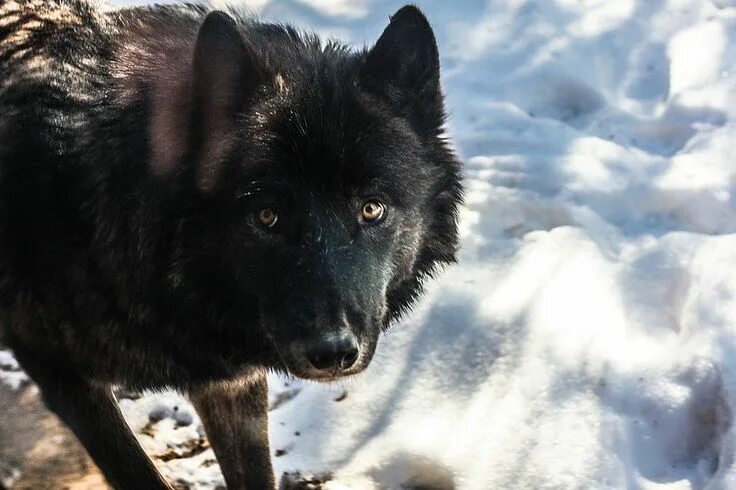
[302,334,359,372]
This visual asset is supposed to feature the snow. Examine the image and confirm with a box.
[0,350,28,390]
[5,0,736,488]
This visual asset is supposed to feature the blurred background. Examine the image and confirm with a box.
[4,0,736,488]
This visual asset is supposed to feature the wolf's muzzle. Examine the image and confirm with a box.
[302,333,360,373]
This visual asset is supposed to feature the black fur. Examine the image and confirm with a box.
[0,1,462,488]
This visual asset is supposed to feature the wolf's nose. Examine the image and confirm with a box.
[305,334,359,372]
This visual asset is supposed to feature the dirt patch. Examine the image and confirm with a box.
[0,382,108,489]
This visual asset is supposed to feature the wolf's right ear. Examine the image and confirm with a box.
[360,5,444,134]
[361,6,442,130]
[364,6,439,90]
[190,11,264,191]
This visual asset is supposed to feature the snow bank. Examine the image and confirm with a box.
[5,0,736,488]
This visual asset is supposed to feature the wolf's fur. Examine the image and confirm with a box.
[0,1,462,488]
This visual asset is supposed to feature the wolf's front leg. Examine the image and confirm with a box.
[190,373,275,490]
[11,347,172,490]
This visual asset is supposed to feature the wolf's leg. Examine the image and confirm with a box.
[190,373,275,490]
[11,348,172,490]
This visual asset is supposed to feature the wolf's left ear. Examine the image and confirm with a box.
[362,6,442,128]
[191,11,264,191]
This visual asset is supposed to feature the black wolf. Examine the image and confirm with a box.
[0,1,462,488]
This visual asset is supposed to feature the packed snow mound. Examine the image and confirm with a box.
[4,0,736,488]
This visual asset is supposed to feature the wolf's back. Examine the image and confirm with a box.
[0,0,110,81]
[0,0,114,157]
[0,1,112,310]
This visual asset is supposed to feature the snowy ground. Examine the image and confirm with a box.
[4,0,736,488]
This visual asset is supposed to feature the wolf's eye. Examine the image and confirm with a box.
[257,208,278,228]
[360,200,386,224]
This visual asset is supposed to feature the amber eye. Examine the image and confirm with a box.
[257,208,278,228]
[360,200,386,224]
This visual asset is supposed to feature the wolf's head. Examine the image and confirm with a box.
[153,6,462,381]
